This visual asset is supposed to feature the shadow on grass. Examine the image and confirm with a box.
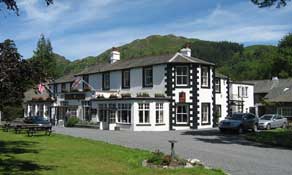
[0,140,55,174]
[181,129,292,150]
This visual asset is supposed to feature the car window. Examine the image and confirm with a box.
[276,115,282,119]
[246,114,255,120]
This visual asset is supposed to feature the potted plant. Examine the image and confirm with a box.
[137,92,150,97]
[121,93,131,98]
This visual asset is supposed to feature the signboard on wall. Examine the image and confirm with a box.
[65,93,85,100]
[179,92,186,103]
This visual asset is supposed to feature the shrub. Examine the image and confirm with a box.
[147,150,164,165]
[96,94,105,99]
[66,116,79,127]
[121,93,131,98]
[154,93,165,97]
[109,94,118,98]
[136,92,150,97]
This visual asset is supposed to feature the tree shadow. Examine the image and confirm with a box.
[0,140,55,174]
[181,129,292,150]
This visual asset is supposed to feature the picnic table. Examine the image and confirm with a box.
[1,119,52,136]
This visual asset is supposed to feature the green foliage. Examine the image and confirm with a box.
[2,105,23,121]
[31,34,57,79]
[0,39,46,111]
[65,116,79,127]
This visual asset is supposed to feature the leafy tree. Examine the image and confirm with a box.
[0,0,53,15]
[0,39,45,119]
[251,0,290,8]
[31,34,57,79]
[272,33,292,78]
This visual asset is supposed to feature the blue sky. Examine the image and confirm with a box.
[0,0,292,60]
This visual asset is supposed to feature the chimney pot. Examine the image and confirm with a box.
[180,44,191,57]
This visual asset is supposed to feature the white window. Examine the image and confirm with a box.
[176,104,188,123]
[176,66,188,86]
[201,66,209,87]
[143,67,153,87]
[202,103,210,124]
[117,104,131,123]
[156,103,164,124]
[238,86,248,98]
[215,78,221,93]
[138,103,150,123]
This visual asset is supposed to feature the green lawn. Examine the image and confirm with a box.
[246,128,292,149]
[0,131,225,175]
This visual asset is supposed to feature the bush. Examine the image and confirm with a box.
[66,116,79,127]
[2,105,23,121]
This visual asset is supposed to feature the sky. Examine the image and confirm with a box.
[0,0,292,60]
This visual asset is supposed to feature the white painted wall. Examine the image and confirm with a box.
[215,78,228,121]
[197,65,214,129]
[230,83,254,113]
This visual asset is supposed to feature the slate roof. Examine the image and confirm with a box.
[51,73,75,84]
[215,72,228,79]
[76,53,214,76]
[244,78,292,102]
[23,87,51,103]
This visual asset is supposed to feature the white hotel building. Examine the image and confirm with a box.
[24,46,254,131]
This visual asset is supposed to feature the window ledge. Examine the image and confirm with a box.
[136,123,151,126]
[117,122,131,125]
[155,123,166,126]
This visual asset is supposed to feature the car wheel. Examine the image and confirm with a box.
[266,124,271,130]
[282,123,287,129]
[237,126,244,134]
[252,124,258,132]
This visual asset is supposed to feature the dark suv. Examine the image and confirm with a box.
[219,113,259,134]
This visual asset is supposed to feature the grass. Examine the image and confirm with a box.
[0,131,225,175]
[246,128,292,149]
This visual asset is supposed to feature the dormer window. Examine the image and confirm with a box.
[176,66,189,86]
[143,67,153,87]
[201,66,210,88]
[102,72,110,90]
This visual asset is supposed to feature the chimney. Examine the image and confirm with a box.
[271,76,279,89]
[110,47,120,64]
[180,43,191,57]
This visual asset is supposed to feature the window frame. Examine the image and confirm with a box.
[102,72,110,90]
[201,66,210,88]
[175,66,189,87]
[83,75,89,90]
[138,103,150,124]
[176,104,189,124]
[143,67,153,87]
[117,103,131,124]
[201,103,211,125]
[215,78,221,93]
[155,103,164,124]
[122,69,130,89]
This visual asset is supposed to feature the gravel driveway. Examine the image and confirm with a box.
[54,127,292,175]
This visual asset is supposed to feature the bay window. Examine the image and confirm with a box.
[138,103,150,123]
[117,103,131,124]
[156,103,164,124]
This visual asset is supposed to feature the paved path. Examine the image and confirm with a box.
[54,127,292,175]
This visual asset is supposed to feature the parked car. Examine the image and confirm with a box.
[258,114,287,130]
[24,116,51,126]
[219,113,259,134]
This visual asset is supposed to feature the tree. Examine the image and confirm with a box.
[31,34,57,79]
[0,39,45,120]
[0,0,53,15]
[272,33,292,78]
[251,0,290,8]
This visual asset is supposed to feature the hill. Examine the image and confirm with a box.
[53,34,278,81]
